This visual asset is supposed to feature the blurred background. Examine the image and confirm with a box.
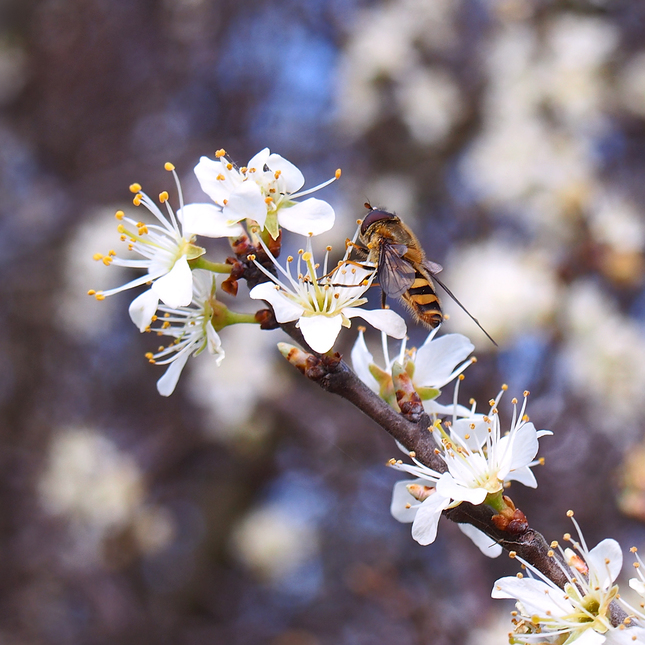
[3,0,645,643]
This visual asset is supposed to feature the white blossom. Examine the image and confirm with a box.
[249,238,406,354]
[350,327,474,413]
[90,163,243,309]
[492,513,625,644]
[191,148,339,238]
[389,384,550,546]
[140,270,224,397]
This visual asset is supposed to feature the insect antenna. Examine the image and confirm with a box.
[431,275,498,347]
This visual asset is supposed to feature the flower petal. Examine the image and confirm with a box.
[128,289,160,332]
[277,198,335,236]
[350,329,379,393]
[457,523,503,558]
[194,156,232,204]
[587,539,623,589]
[180,203,245,238]
[390,479,424,524]
[267,152,305,193]
[249,282,304,323]
[298,314,344,353]
[345,307,407,339]
[505,466,538,488]
[223,181,267,226]
[156,349,191,397]
[498,422,540,479]
[151,256,194,308]
[410,492,451,546]
[436,472,488,505]
[423,400,473,417]
[247,147,270,172]
[491,576,569,618]
[205,324,225,365]
[414,333,475,387]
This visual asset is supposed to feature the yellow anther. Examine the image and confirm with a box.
[287,256,294,262]
[563,533,571,541]
[489,399,495,406]
[226,163,233,170]
[335,168,341,179]
[240,166,248,173]
[524,390,530,397]
[120,235,126,241]
[159,191,169,203]
[509,551,517,558]
[566,510,574,517]
[108,250,116,257]
[247,254,256,261]
[129,183,142,193]
[95,293,106,301]
[133,194,142,206]
[138,225,149,235]
[511,397,518,405]
[631,546,638,553]
[102,257,112,266]
[217,173,225,181]
[93,253,103,261]
[326,245,332,252]
[547,550,554,557]
[87,289,96,296]
[164,162,175,171]
[274,170,281,179]
[459,374,465,380]
[215,149,227,158]
[145,352,154,359]
[551,541,559,548]
[501,383,508,390]
[115,210,125,220]
[223,199,228,205]
[471,357,477,363]
[265,196,273,204]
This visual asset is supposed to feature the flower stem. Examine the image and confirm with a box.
[226,310,260,325]
[190,257,232,274]
[485,491,506,512]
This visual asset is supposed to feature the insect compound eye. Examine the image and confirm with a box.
[360,209,396,236]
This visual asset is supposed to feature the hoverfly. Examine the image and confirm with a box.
[359,205,496,345]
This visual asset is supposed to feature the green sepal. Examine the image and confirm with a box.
[417,386,441,401]
[185,243,207,260]
[263,212,280,240]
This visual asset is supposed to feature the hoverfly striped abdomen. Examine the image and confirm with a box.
[402,270,443,328]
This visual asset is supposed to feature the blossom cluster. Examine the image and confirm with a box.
[90,149,406,394]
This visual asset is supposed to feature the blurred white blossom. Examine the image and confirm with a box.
[337,0,460,136]
[187,323,286,440]
[562,281,645,432]
[442,239,559,347]
[230,503,319,582]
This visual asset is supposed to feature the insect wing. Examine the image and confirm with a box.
[422,259,443,275]
[378,242,415,298]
